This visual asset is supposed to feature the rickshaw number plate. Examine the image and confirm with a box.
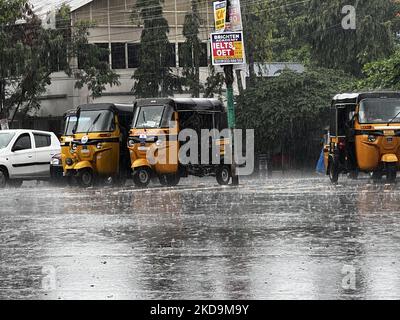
[387,137,393,143]
[138,146,149,151]
[82,145,88,150]
[384,130,395,136]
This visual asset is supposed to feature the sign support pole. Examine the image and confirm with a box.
[224,0,239,186]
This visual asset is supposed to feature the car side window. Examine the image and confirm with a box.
[13,133,32,151]
[34,134,51,148]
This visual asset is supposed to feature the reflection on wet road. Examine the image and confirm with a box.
[1,177,400,299]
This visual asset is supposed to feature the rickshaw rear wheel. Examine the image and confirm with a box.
[78,168,95,188]
[133,167,151,188]
[387,164,397,183]
[216,165,231,185]
[328,160,339,184]
[159,173,180,187]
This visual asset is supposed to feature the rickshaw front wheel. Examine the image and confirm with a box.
[133,167,151,188]
[216,165,231,185]
[78,169,95,188]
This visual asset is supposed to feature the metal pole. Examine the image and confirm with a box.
[224,0,239,186]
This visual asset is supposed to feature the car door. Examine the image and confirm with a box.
[9,132,36,178]
[33,133,57,177]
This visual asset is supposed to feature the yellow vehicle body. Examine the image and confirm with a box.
[129,127,179,175]
[354,126,400,171]
[327,92,400,183]
[63,132,120,174]
[62,103,134,187]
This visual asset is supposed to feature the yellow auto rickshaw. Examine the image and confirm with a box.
[62,103,134,187]
[50,109,77,181]
[128,98,231,187]
[326,92,400,183]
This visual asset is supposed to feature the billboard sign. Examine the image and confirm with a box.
[211,32,245,66]
[213,1,227,32]
[229,0,243,31]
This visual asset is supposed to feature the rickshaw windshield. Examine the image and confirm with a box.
[75,110,114,133]
[64,115,77,136]
[0,132,15,149]
[359,98,400,124]
[134,106,165,129]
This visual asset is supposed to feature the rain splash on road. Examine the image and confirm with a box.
[1,175,400,299]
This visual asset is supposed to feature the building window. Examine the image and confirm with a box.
[95,43,110,65]
[111,43,126,69]
[128,43,140,68]
[178,43,208,68]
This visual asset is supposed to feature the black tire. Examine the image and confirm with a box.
[0,168,7,188]
[159,173,180,187]
[216,165,231,185]
[329,160,339,184]
[78,168,94,188]
[133,167,151,188]
[7,179,23,188]
[387,164,397,183]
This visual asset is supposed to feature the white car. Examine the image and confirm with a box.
[0,129,61,188]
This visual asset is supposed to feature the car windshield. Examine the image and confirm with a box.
[134,106,165,129]
[75,110,114,133]
[0,132,15,149]
[359,98,400,124]
[64,115,77,136]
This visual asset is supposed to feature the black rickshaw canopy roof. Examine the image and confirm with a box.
[135,98,226,112]
[332,91,400,105]
[77,103,134,116]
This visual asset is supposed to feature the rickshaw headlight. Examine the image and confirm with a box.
[128,139,135,147]
[155,139,163,147]
[368,135,376,142]
[96,143,102,149]
[72,143,77,151]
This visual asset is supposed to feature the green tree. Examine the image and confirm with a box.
[236,68,354,167]
[204,66,225,99]
[301,0,397,76]
[69,20,120,98]
[133,0,179,98]
[181,0,203,97]
[358,49,400,90]
[0,2,119,123]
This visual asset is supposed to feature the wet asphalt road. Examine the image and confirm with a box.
[1,175,400,300]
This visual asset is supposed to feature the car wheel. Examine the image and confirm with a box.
[78,169,94,188]
[0,169,7,188]
[133,167,151,188]
[216,165,231,185]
